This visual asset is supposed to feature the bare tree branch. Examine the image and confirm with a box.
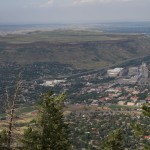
[6,73,22,150]
[5,87,10,109]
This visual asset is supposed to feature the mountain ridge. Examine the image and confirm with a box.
[0,30,150,69]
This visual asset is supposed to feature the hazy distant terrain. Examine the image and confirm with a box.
[0,29,150,69]
[1,22,150,35]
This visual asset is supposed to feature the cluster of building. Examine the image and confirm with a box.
[101,86,150,107]
[35,62,150,109]
[107,62,149,85]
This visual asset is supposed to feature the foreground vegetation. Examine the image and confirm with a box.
[0,92,71,150]
[0,91,150,149]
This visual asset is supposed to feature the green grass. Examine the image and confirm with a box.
[0,30,130,44]
[15,106,36,115]
[0,106,36,118]
[0,113,6,118]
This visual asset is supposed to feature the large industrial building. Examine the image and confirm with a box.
[108,62,149,85]
[139,62,149,84]
[107,68,124,77]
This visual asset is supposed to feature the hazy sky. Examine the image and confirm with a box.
[0,0,150,24]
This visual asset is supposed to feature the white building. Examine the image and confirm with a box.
[107,68,124,77]
[127,102,135,106]
[139,62,149,84]
[40,79,66,87]
[118,101,125,106]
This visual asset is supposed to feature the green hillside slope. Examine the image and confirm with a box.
[0,30,150,69]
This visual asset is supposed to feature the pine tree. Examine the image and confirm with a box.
[103,129,123,150]
[142,104,150,118]
[21,127,41,150]
[142,104,150,149]
[0,130,8,150]
[22,91,71,150]
[131,104,150,149]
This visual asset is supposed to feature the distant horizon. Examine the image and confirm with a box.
[0,21,150,36]
[0,20,150,26]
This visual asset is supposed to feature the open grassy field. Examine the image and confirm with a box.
[0,106,36,133]
[0,30,130,44]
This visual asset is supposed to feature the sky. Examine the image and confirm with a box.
[0,0,150,24]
